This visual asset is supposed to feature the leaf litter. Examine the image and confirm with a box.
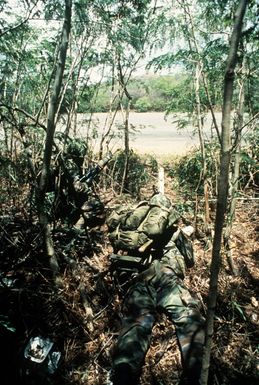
[0,195,258,385]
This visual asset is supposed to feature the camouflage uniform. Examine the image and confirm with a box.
[111,231,205,385]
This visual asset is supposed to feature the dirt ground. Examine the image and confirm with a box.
[0,190,258,385]
[74,111,222,155]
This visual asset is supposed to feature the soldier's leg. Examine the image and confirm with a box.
[172,296,205,385]
[111,281,156,385]
[155,266,205,385]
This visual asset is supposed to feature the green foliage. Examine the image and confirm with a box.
[134,96,153,112]
[84,74,192,113]
[106,150,154,196]
[0,22,57,115]
[89,87,112,113]
[232,301,247,322]
[0,0,258,206]
[165,78,195,113]
[0,140,32,208]
[78,85,99,113]
[239,129,259,189]
[168,141,220,196]
[54,134,90,177]
[167,133,258,198]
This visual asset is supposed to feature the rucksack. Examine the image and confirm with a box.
[106,193,180,253]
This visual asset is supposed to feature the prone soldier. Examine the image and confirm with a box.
[107,193,205,385]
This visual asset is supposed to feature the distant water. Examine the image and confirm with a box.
[73,111,221,157]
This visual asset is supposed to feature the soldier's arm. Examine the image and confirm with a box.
[173,227,195,268]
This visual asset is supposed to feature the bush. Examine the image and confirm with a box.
[134,96,153,112]
[168,142,220,197]
[105,150,157,196]
[79,74,194,113]
[168,137,258,198]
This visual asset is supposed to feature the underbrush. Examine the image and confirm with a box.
[0,147,258,385]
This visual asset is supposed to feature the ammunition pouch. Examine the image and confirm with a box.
[109,253,153,290]
[110,254,147,273]
[109,229,150,253]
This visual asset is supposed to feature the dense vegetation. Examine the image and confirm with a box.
[79,74,194,113]
[0,1,258,385]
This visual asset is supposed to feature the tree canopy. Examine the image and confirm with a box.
[0,2,258,385]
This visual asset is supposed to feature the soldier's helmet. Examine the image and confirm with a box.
[149,193,171,209]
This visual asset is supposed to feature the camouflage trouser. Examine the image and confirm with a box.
[112,259,205,385]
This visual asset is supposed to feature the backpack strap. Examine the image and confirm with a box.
[138,238,153,253]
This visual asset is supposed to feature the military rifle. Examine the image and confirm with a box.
[56,152,113,225]
[78,152,113,187]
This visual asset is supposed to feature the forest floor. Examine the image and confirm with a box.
[0,185,258,385]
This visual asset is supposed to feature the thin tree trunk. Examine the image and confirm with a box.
[37,0,72,283]
[120,98,131,194]
[200,1,248,384]
[194,63,210,230]
[98,98,120,160]
[180,0,211,232]
[116,56,132,195]
[224,75,244,276]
